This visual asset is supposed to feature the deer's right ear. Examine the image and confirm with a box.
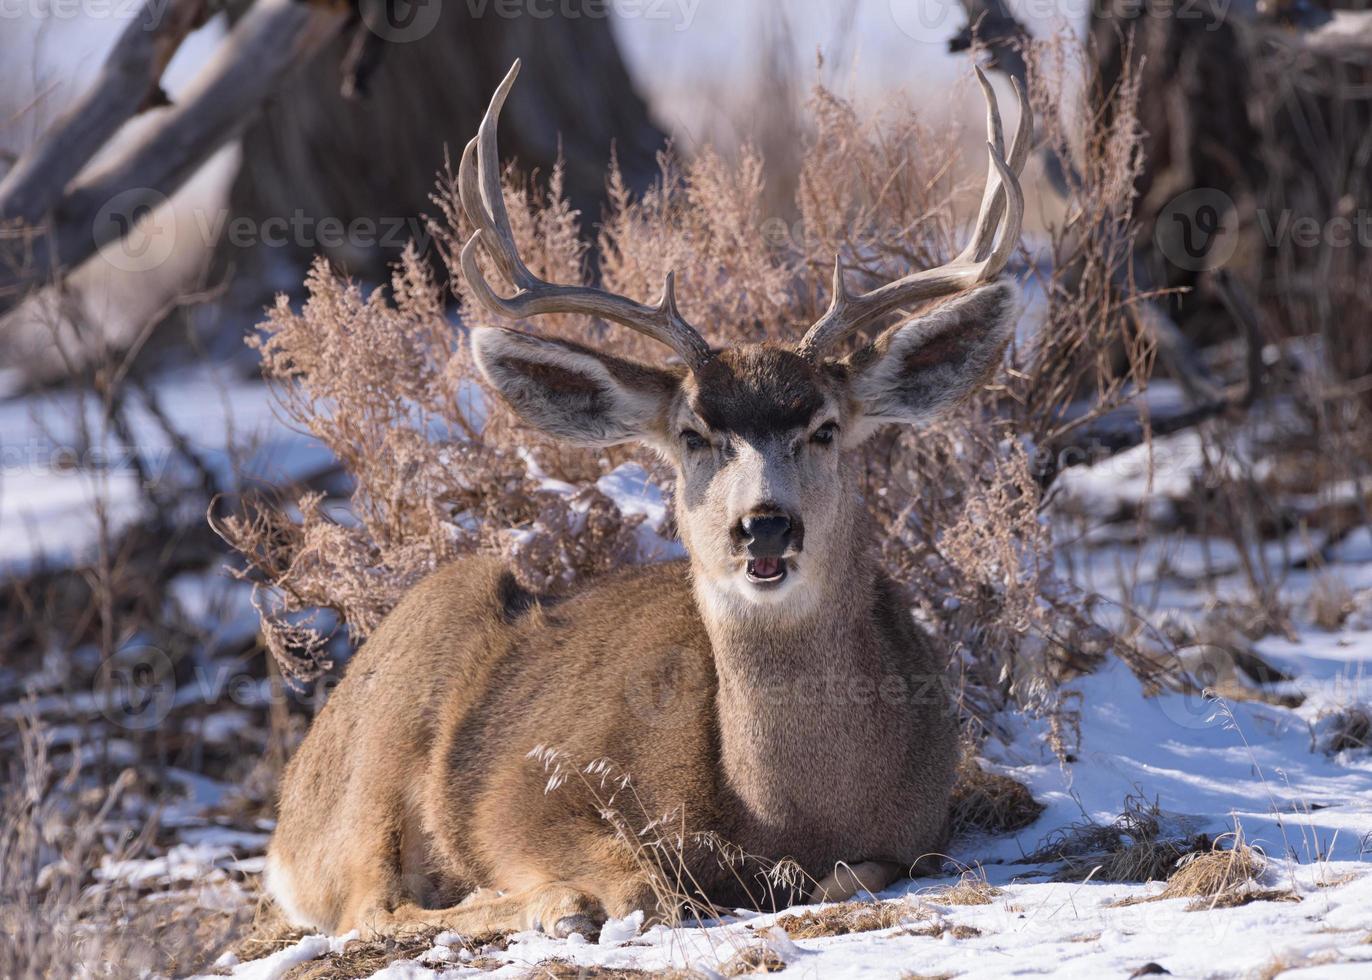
[470,327,679,448]
[844,281,1017,434]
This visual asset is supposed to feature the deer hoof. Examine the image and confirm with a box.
[552,913,603,940]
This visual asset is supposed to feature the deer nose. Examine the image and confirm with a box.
[739,514,793,558]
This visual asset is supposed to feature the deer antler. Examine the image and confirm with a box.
[796,67,1030,361]
[458,60,713,372]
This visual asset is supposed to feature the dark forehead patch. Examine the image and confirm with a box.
[690,346,827,436]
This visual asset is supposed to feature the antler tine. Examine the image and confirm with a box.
[458,60,712,371]
[796,68,1030,361]
[958,68,1032,266]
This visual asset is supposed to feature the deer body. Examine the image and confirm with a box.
[265,61,1029,938]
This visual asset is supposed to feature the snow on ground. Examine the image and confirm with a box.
[187,425,1372,979]
[199,649,1372,978]
[0,368,330,572]
[6,370,1370,978]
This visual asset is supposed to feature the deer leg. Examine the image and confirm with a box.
[359,880,608,939]
[807,860,905,904]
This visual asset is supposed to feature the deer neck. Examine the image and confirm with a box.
[690,504,891,837]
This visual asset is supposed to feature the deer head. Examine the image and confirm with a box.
[464,61,1028,616]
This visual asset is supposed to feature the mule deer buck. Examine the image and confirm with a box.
[265,60,1028,938]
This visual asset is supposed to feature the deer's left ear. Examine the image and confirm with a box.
[844,280,1017,433]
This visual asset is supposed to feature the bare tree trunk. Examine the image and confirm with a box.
[1256,15,1372,394]
[0,0,350,314]
[215,1,666,306]
[1089,0,1266,347]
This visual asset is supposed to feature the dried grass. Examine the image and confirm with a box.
[922,869,1001,906]
[948,756,1045,839]
[774,898,924,939]
[1308,573,1356,630]
[1089,825,1274,911]
[527,747,825,921]
[525,962,704,979]
[1315,705,1371,755]
[718,945,786,975]
[1027,794,1213,884]
[282,928,506,979]
[0,712,248,979]
[1159,836,1274,911]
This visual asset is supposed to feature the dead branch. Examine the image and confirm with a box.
[1037,274,1267,491]
[0,0,208,228]
[0,0,349,313]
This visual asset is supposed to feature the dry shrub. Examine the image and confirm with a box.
[1314,705,1371,755]
[1308,573,1355,631]
[1153,834,1274,911]
[1028,794,1212,884]
[283,929,505,980]
[719,946,786,976]
[923,869,1001,907]
[775,898,923,939]
[0,712,246,979]
[524,962,703,979]
[948,755,1045,839]
[222,39,1152,734]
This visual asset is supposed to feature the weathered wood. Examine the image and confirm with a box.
[0,0,349,311]
[0,0,207,227]
[221,0,667,284]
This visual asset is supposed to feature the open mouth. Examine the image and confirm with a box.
[745,556,787,585]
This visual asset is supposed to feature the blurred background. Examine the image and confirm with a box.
[3,1,1372,976]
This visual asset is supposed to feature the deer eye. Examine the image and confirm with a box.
[680,429,709,452]
[810,422,838,446]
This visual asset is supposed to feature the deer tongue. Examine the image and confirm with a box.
[747,557,784,580]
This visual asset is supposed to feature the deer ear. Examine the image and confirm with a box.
[470,327,679,447]
[845,281,1017,431]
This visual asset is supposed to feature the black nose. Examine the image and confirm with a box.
[740,514,792,558]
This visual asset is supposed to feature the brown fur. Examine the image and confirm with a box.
[268,551,956,935]
[267,286,1015,937]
